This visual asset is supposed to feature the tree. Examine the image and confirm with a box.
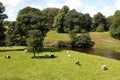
[43,8,59,29]
[69,31,94,48]
[53,5,69,33]
[82,13,92,31]
[16,7,49,56]
[0,2,7,46]
[64,9,80,33]
[27,30,44,57]
[91,12,107,31]
[109,10,120,39]
[5,21,17,46]
[107,15,115,30]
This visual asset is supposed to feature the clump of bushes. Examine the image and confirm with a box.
[57,41,70,47]
[57,31,94,48]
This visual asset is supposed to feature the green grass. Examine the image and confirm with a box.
[1,31,120,80]
[90,32,120,52]
[0,46,120,80]
[44,30,70,47]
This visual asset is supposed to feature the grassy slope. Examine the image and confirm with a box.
[0,31,120,80]
[90,32,120,52]
[0,47,120,80]
[44,30,70,47]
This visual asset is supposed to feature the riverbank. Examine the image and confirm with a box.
[44,30,120,52]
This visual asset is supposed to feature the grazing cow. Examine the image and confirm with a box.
[101,65,108,70]
[51,54,55,58]
[75,61,80,66]
[5,55,11,59]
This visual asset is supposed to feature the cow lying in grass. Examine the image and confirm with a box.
[5,55,11,59]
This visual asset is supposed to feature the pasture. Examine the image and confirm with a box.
[1,31,120,80]
[0,46,120,80]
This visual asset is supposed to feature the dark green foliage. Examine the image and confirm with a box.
[43,8,59,29]
[72,26,81,33]
[16,7,49,55]
[69,31,94,48]
[15,7,43,45]
[53,5,69,33]
[0,2,7,46]
[53,6,92,33]
[7,6,49,46]
[106,15,114,31]
[79,13,92,32]
[91,12,107,31]
[64,9,80,33]
[109,10,120,39]
[26,30,44,57]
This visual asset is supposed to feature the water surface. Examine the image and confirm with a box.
[61,47,120,60]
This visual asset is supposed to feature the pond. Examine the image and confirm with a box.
[60,47,120,60]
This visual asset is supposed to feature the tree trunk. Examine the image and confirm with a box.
[33,52,36,57]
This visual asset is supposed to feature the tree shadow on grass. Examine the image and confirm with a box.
[31,55,57,59]
[42,47,62,52]
[0,49,24,52]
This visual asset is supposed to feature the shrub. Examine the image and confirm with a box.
[96,24,105,32]
[69,31,95,48]
[57,41,70,47]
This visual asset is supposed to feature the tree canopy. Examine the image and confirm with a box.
[91,12,107,32]
[0,2,7,46]
[109,10,120,39]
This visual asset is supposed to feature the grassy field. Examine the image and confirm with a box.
[0,30,120,80]
[0,46,120,80]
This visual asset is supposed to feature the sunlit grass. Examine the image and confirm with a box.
[44,30,70,47]
[90,32,120,52]
[0,47,120,80]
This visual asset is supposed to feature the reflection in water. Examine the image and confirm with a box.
[61,47,120,60]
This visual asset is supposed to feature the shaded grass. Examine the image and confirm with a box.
[0,47,120,80]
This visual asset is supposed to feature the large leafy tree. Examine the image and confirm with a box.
[6,21,17,46]
[53,5,69,33]
[64,9,80,33]
[91,12,107,31]
[7,6,49,46]
[0,2,7,46]
[27,30,44,57]
[43,8,59,29]
[17,7,49,56]
[15,7,42,45]
[109,10,120,39]
[82,13,92,31]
